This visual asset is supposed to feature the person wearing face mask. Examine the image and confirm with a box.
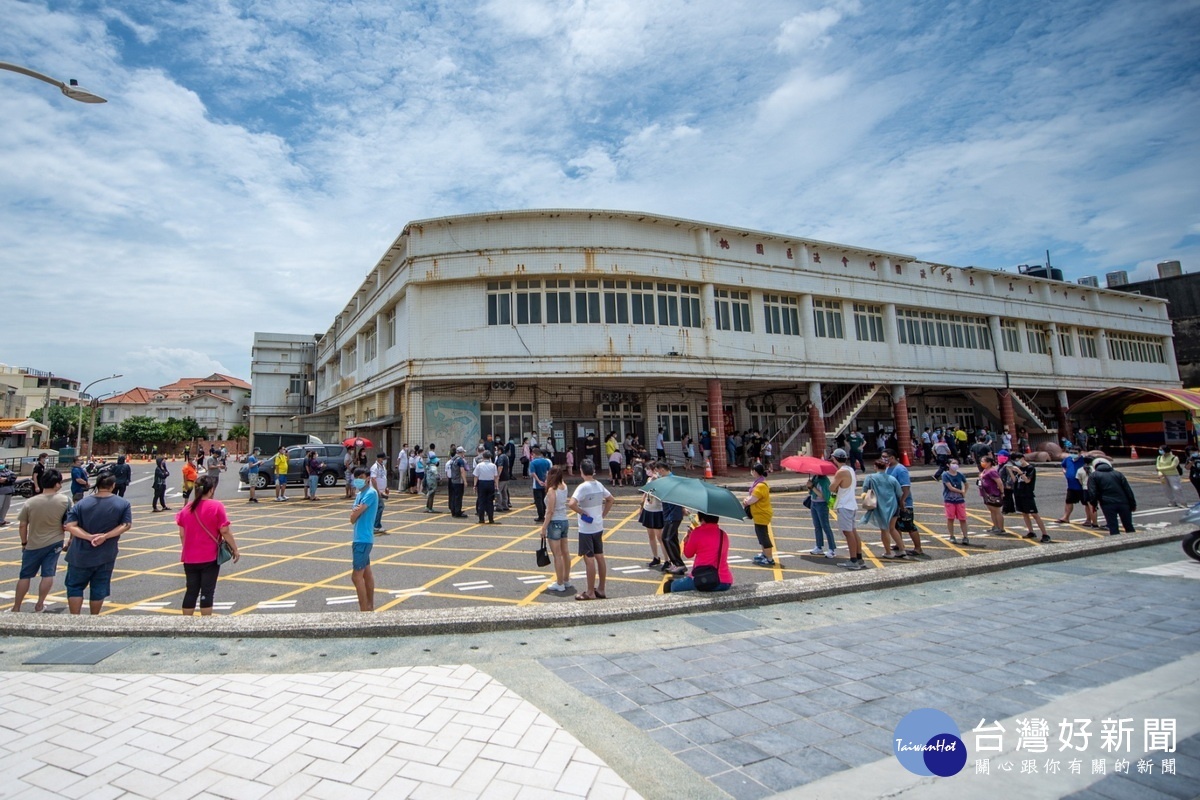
[1154,447,1186,507]
[941,459,970,545]
[348,468,377,611]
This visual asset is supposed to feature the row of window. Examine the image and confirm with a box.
[487,279,703,328]
[1107,332,1166,364]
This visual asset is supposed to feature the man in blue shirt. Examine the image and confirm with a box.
[64,474,132,615]
[529,447,552,522]
[70,457,90,503]
[245,447,262,503]
[1057,446,1088,525]
[883,449,927,558]
[348,468,378,611]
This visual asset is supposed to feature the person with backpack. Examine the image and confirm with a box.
[422,445,440,513]
[494,447,512,511]
[1155,447,1187,507]
[447,447,468,518]
[1088,458,1137,536]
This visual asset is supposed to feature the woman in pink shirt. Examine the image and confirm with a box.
[176,475,240,616]
[662,513,734,593]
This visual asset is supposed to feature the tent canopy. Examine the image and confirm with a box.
[1070,386,1200,417]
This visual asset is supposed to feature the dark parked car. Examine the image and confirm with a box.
[239,444,347,490]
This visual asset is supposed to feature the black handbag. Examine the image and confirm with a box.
[536,535,551,567]
[693,529,727,592]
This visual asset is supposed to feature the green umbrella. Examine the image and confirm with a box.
[641,474,747,520]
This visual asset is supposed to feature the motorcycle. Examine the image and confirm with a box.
[1182,502,1200,562]
[14,478,36,498]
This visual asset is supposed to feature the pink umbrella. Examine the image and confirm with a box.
[343,437,373,449]
[780,455,837,476]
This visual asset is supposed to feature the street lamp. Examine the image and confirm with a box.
[0,61,107,103]
[77,374,122,454]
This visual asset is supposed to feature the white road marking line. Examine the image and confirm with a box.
[1132,507,1183,517]
[1129,562,1200,580]
[517,576,549,584]
[456,584,494,591]
[453,580,492,588]
[211,602,236,610]
[612,566,649,573]
[325,597,362,605]
[255,600,298,609]
[388,587,429,595]
[326,594,360,602]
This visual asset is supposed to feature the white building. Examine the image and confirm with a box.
[0,364,82,418]
[248,332,324,438]
[291,209,1177,473]
[100,374,251,439]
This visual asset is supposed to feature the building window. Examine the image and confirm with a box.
[487,280,512,326]
[384,307,396,349]
[852,303,885,342]
[656,404,690,441]
[1107,332,1165,364]
[813,299,844,339]
[289,375,305,395]
[480,402,534,444]
[344,342,357,374]
[516,280,542,324]
[896,309,990,349]
[1000,320,1021,353]
[763,294,800,336]
[603,280,629,324]
[714,289,751,332]
[631,281,656,325]
[1057,328,1074,357]
[657,282,680,327]
[1026,324,1049,355]
[363,327,377,363]
[679,285,701,328]
[546,279,572,324]
[1078,330,1099,359]
[575,279,601,324]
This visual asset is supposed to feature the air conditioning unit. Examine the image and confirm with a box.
[491,380,516,391]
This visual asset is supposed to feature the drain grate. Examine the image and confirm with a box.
[23,641,130,666]
[685,612,763,635]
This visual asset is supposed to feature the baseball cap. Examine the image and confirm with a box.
[456,447,466,454]
[831,448,848,460]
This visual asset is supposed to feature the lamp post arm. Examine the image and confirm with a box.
[0,61,66,90]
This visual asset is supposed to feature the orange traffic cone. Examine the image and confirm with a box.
[704,459,713,479]
[1129,446,1138,459]
[900,451,911,467]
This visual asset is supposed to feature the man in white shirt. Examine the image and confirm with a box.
[567,459,614,601]
[472,451,499,523]
[370,453,390,535]
[397,446,410,492]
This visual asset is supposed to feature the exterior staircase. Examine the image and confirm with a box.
[774,383,884,455]
[1011,390,1056,433]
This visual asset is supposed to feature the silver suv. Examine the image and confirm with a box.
[240,444,348,489]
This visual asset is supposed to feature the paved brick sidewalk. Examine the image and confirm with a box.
[0,665,639,800]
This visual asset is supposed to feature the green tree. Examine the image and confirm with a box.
[160,418,189,447]
[227,424,250,445]
[118,416,164,448]
[29,405,90,441]
[92,424,121,445]
[177,417,207,440]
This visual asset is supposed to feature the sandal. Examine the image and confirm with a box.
[575,593,596,601]
[594,590,607,599]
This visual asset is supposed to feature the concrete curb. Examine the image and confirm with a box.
[0,528,1185,639]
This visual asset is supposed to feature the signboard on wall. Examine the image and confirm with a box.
[424,399,480,450]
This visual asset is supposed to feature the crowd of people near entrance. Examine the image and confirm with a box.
[6,429,1198,614]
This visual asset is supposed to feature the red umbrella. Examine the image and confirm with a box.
[780,455,836,476]
[343,437,373,449]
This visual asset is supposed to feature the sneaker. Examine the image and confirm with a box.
[562,583,576,592]
[905,550,930,560]
[836,561,857,569]
[666,565,687,576]
[1023,532,1038,539]
[949,536,959,544]
[825,550,837,559]
[809,547,825,555]
[879,551,893,559]
[961,538,971,546]
[846,561,868,571]
[753,555,776,566]
[545,583,565,592]
[1040,534,1052,543]
[647,557,662,568]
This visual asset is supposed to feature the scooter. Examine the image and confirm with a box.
[1182,502,1200,562]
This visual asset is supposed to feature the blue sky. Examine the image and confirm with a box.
[2,0,1198,392]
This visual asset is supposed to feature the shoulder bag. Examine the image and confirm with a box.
[536,535,551,567]
[861,488,878,510]
[693,529,727,592]
[196,508,234,566]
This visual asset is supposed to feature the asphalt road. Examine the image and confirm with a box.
[0,458,1190,617]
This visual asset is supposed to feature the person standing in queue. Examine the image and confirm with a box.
[473,450,498,524]
[175,474,239,617]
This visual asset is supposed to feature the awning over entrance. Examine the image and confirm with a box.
[1070,386,1200,417]
[345,414,403,430]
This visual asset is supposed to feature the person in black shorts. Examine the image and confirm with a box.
[1007,452,1050,543]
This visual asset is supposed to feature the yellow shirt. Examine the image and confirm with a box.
[1156,454,1179,477]
[748,481,773,524]
[274,453,290,474]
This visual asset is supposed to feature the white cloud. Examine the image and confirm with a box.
[121,348,232,389]
[1,0,1197,391]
